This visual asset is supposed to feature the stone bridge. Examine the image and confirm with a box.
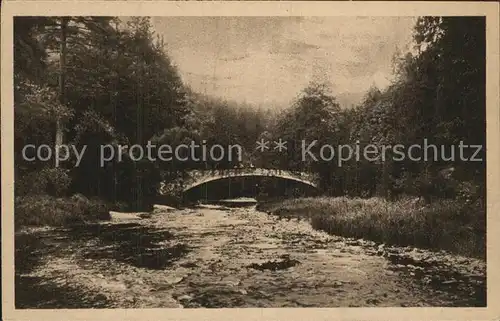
[159,168,320,194]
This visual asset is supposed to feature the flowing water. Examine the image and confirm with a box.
[15,203,486,308]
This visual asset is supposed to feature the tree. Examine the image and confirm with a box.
[274,81,343,191]
[14,17,193,210]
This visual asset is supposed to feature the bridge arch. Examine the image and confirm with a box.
[182,168,319,192]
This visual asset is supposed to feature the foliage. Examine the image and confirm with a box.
[266,17,485,202]
[14,17,192,211]
[16,168,72,197]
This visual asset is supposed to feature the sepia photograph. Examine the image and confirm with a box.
[2,1,499,320]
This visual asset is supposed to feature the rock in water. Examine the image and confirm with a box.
[153,204,177,213]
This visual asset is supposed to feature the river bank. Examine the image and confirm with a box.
[257,196,486,259]
[15,203,485,308]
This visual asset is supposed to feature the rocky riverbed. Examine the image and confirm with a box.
[15,204,486,308]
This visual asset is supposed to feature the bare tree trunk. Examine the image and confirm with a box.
[55,17,68,165]
[382,158,390,199]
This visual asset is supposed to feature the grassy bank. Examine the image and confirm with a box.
[258,197,485,258]
[15,194,112,229]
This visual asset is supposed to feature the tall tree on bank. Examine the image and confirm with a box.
[14,17,192,209]
[275,81,344,191]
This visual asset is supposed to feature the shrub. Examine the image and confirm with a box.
[15,194,111,229]
[16,168,72,197]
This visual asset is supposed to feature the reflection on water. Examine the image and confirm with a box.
[66,223,190,270]
[200,197,258,208]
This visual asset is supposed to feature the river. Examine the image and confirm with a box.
[15,203,486,308]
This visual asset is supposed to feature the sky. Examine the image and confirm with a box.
[151,16,417,109]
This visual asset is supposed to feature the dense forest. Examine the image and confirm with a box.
[14,16,485,221]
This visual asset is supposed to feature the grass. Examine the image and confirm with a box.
[258,196,485,258]
[15,194,112,229]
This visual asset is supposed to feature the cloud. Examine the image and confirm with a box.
[269,39,320,55]
[151,16,416,108]
[220,54,250,62]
